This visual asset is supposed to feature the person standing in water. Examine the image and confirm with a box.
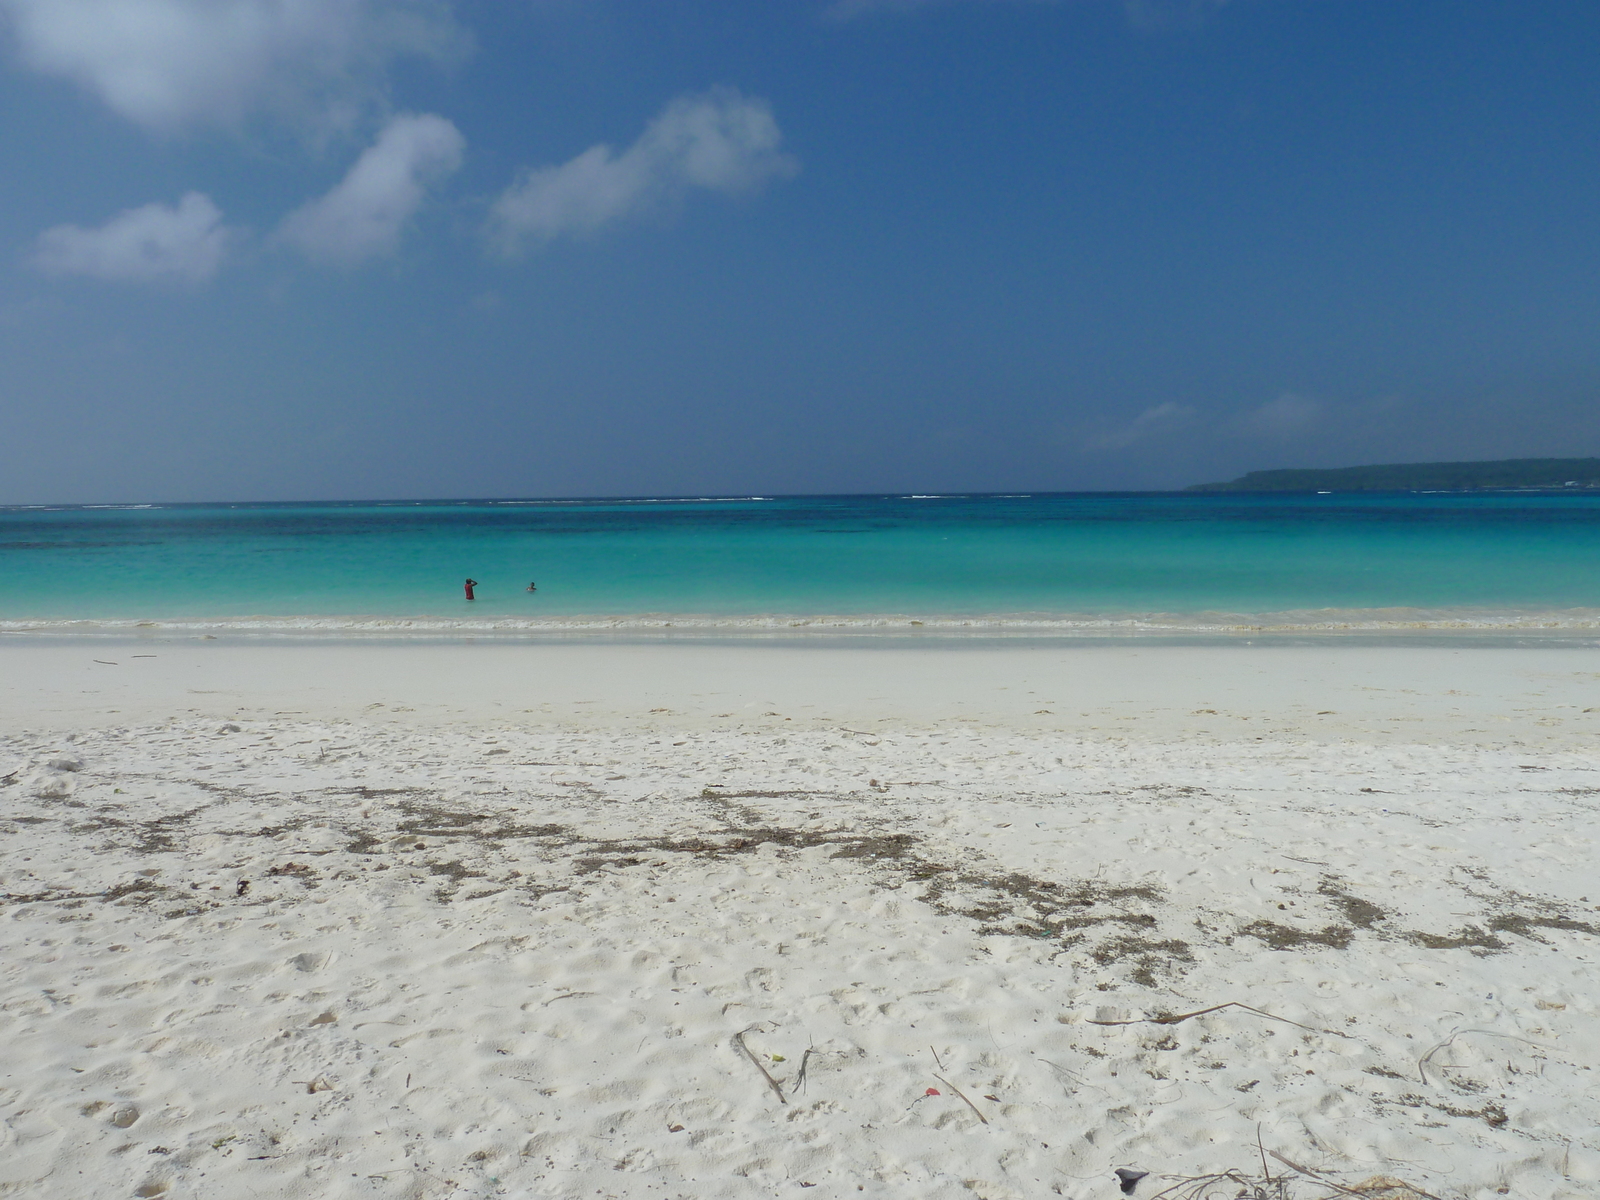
[464,578,479,601]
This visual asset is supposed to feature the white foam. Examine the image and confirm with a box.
[6,605,1600,639]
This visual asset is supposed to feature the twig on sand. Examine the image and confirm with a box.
[795,1047,817,1095]
[1417,1027,1547,1086]
[733,1026,786,1105]
[1144,1151,1440,1200]
[932,1074,988,1125]
[1040,1057,1084,1089]
[929,1044,945,1071]
[1146,1169,1267,1200]
[792,1045,845,1095]
[1088,1001,1352,1038]
[1270,1151,1443,1200]
[541,991,596,1006]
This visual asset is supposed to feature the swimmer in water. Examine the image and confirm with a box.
[464,578,478,601]
[526,581,537,592]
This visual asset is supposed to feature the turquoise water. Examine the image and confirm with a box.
[4,493,1600,635]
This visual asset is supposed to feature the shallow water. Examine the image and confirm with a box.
[4,492,1600,634]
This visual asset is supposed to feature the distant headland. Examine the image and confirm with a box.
[1186,457,1600,493]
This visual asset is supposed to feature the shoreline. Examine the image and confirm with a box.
[7,601,1600,644]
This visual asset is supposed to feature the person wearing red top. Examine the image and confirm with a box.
[464,578,478,601]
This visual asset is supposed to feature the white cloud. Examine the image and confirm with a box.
[1239,393,1322,437]
[1087,401,1195,450]
[488,88,798,255]
[32,191,230,283]
[1084,393,1326,453]
[0,0,464,132]
[278,112,464,265]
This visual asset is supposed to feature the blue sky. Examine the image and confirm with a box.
[2,0,1598,502]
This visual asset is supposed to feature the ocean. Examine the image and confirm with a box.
[4,492,1600,639]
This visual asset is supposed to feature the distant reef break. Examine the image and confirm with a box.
[1186,458,1600,493]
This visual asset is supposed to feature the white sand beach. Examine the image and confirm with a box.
[2,642,1598,1200]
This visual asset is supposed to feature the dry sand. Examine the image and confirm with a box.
[2,641,1598,1200]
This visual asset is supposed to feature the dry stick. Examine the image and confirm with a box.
[932,1074,988,1125]
[1088,1000,1353,1038]
[794,1047,817,1095]
[794,1046,849,1096]
[1146,1169,1261,1200]
[1417,1027,1546,1086]
[1270,1151,1443,1200]
[1039,1058,1085,1089]
[733,1027,786,1105]
[929,1044,945,1071]
[541,991,597,1006]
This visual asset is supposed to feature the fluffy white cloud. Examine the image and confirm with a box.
[32,191,230,283]
[488,89,797,255]
[0,0,464,131]
[278,112,464,265]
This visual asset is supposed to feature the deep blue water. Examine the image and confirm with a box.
[4,492,1600,632]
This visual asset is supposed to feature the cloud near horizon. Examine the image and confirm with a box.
[31,191,231,284]
[488,89,797,255]
[1087,393,1325,453]
[1238,393,1323,437]
[278,113,465,265]
[1086,401,1196,450]
[0,0,465,132]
